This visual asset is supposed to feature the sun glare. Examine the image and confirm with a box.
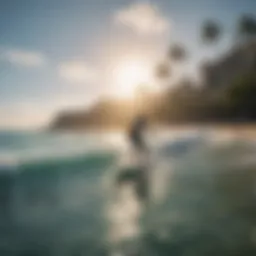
[113,59,152,98]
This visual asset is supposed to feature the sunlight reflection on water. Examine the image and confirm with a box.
[0,128,256,255]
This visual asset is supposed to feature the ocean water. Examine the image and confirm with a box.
[0,129,256,256]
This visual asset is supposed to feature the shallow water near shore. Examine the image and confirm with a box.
[0,128,256,255]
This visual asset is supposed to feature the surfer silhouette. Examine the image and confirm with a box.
[128,115,148,153]
[127,115,150,202]
[115,115,149,202]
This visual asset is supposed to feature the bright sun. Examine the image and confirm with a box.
[113,59,152,98]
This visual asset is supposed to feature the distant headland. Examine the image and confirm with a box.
[50,41,256,132]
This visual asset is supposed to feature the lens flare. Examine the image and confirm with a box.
[113,59,152,98]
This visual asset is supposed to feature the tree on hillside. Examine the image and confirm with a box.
[237,14,256,42]
[155,43,187,81]
[169,43,187,62]
[155,61,171,80]
[201,20,222,44]
[226,73,256,119]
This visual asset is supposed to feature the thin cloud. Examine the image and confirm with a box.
[58,61,97,84]
[114,2,170,36]
[2,49,46,67]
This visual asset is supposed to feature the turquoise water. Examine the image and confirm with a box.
[0,130,256,255]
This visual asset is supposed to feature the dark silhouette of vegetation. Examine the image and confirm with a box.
[169,43,187,61]
[51,14,256,131]
[237,14,256,42]
[201,20,222,44]
[156,43,187,81]
[226,73,256,119]
[155,62,171,80]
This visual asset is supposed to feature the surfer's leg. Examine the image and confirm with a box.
[135,169,149,202]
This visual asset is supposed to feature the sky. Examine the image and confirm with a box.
[0,0,255,128]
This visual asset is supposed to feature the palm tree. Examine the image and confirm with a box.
[155,61,171,80]
[169,44,187,62]
[155,44,187,81]
[201,20,222,44]
[237,14,256,42]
